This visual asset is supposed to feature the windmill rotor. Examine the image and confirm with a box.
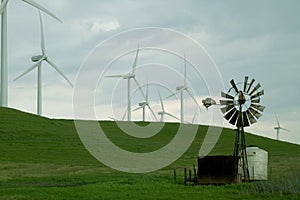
[220,76,265,127]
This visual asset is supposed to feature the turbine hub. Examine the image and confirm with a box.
[123,73,135,79]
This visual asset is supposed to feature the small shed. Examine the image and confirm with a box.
[198,156,241,184]
[246,147,268,181]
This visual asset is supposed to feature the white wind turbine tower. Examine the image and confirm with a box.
[105,46,146,121]
[133,82,157,121]
[274,113,289,140]
[0,0,61,107]
[158,90,180,122]
[167,57,201,123]
[14,11,73,116]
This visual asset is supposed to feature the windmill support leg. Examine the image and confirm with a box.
[180,91,184,123]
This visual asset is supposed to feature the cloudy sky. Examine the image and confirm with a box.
[4,0,300,144]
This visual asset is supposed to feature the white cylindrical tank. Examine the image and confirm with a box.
[246,147,268,180]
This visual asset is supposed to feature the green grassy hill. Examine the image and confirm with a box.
[0,107,299,199]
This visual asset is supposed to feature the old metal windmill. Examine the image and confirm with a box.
[220,76,265,181]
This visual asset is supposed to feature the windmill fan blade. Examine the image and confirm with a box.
[251,90,264,99]
[132,47,139,73]
[221,91,234,99]
[246,110,257,124]
[221,104,234,114]
[14,58,44,81]
[281,127,289,132]
[224,107,236,120]
[246,79,255,93]
[220,100,234,105]
[250,104,265,112]
[251,98,260,104]
[0,0,9,14]
[230,79,239,93]
[249,83,261,95]
[22,0,62,23]
[248,107,262,119]
[229,110,239,126]
[192,111,198,123]
[38,10,45,54]
[242,112,250,127]
[243,76,249,92]
[46,59,73,87]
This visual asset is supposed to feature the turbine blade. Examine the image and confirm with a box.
[22,0,62,23]
[132,46,139,73]
[220,100,234,105]
[186,89,201,111]
[251,90,264,99]
[165,112,180,121]
[184,57,187,87]
[0,0,9,14]
[249,83,261,95]
[122,110,127,121]
[281,127,289,132]
[246,79,255,93]
[246,110,257,124]
[192,111,198,124]
[230,79,239,93]
[229,110,239,126]
[221,104,234,114]
[275,113,280,127]
[14,58,43,81]
[243,76,249,92]
[105,75,124,78]
[46,59,73,87]
[133,77,146,100]
[157,89,165,111]
[224,107,236,120]
[250,104,265,112]
[166,92,178,99]
[147,104,158,121]
[38,10,45,54]
[132,106,143,112]
[221,91,234,99]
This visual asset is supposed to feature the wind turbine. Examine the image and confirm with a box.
[167,57,201,123]
[105,46,146,121]
[14,11,72,116]
[133,82,157,121]
[157,90,180,122]
[0,0,61,107]
[274,113,289,140]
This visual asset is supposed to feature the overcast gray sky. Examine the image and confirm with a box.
[4,0,300,144]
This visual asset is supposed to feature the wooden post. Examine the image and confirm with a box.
[173,168,177,183]
[184,168,187,185]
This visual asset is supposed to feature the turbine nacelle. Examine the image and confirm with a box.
[139,102,148,107]
[31,54,46,62]
[176,86,186,91]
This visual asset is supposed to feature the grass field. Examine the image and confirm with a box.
[0,107,299,199]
